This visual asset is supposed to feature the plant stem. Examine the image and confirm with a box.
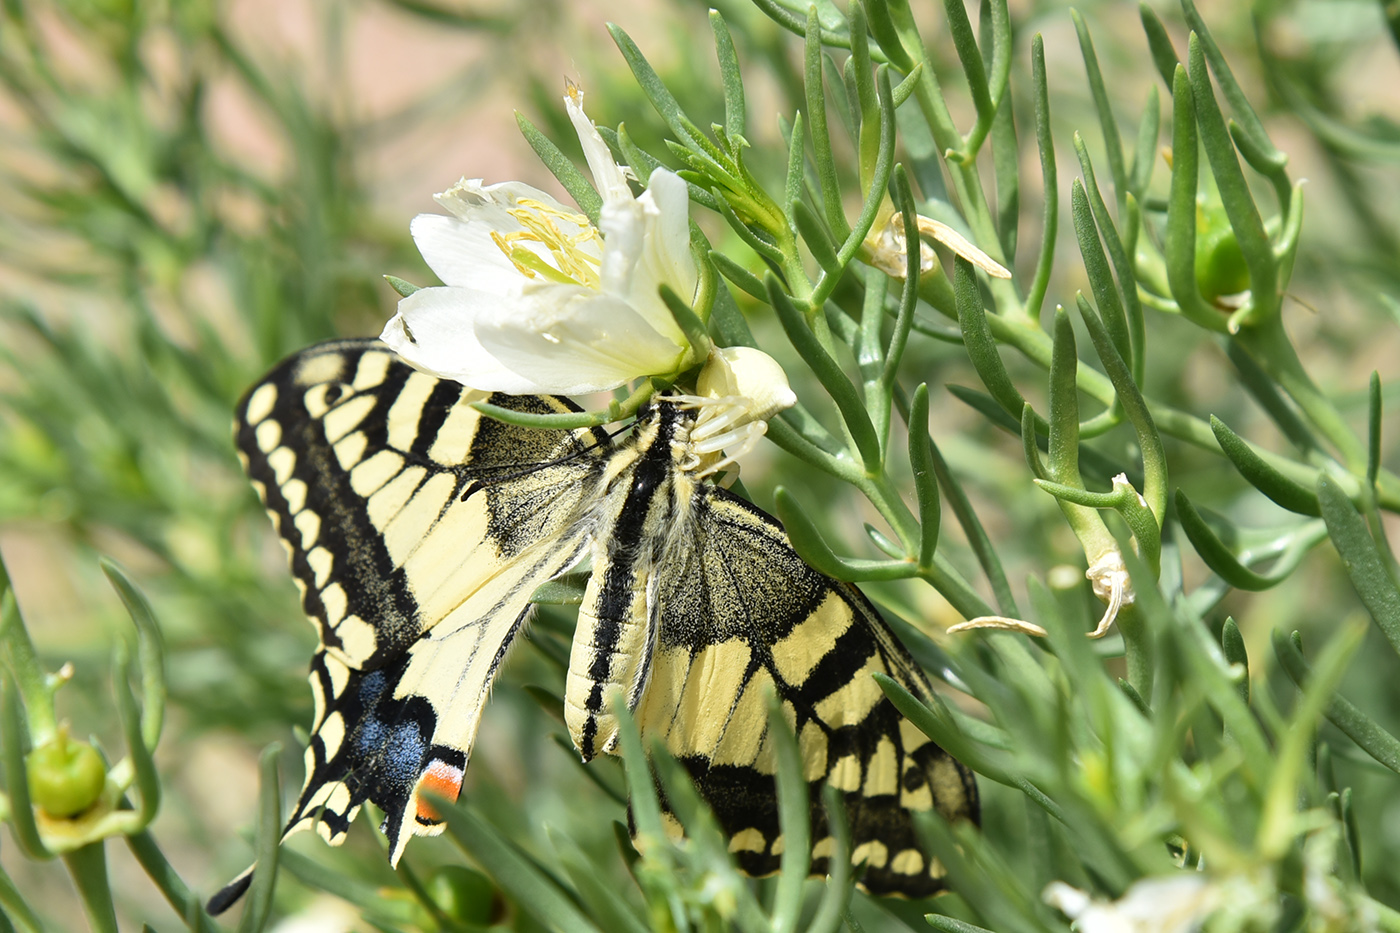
[925,279,1400,509]
[63,843,118,933]
[1116,605,1153,699]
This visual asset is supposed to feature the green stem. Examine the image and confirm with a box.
[919,556,995,621]
[924,278,1400,509]
[126,831,220,933]
[63,844,118,933]
[856,472,991,619]
[903,46,1021,318]
[1115,605,1153,699]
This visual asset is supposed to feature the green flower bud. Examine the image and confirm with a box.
[425,864,501,927]
[26,728,107,819]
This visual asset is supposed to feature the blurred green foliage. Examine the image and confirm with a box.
[0,0,1398,931]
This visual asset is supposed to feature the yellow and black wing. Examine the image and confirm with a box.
[216,339,609,911]
[637,484,978,897]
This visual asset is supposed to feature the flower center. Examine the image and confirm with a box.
[491,198,604,288]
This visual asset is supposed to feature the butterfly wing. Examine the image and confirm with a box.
[636,484,978,897]
[233,339,609,864]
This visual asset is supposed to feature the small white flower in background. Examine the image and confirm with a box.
[865,211,1012,280]
[1043,876,1221,933]
[381,84,700,395]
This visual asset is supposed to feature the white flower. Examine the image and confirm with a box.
[381,85,700,395]
[1043,877,1221,933]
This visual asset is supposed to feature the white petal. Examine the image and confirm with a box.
[595,169,696,346]
[410,214,529,295]
[637,169,697,302]
[475,285,686,394]
[433,177,570,221]
[564,87,632,203]
[379,286,547,394]
[598,196,645,298]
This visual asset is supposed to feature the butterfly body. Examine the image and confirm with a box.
[215,338,975,912]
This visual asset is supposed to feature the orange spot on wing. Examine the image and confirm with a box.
[414,760,464,823]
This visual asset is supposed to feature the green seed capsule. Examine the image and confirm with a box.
[1196,226,1250,301]
[1195,199,1250,302]
[26,729,107,818]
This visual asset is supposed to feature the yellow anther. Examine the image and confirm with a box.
[486,199,603,289]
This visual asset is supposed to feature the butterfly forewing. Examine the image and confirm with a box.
[233,339,610,863]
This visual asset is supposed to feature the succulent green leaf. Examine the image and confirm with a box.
[1175,490,1284,591]
[1139,3,1180,89]
[955,258,1046,431]
[1210,415,1321,516]
[1221,617,1249,704]
[908,385,942,570]
[1187,34,1277,329]
[1317,475,1400,655]
[237,744,282,933]
[805,7,849,240]
[767,689,809,933]
[924,428,1019,617]
[1368,371,1383,491]
[710,11,746,141]
[767,276,882,470]
[101,561,164,752]
[1273,630,1400,774]
[1164,65,1229,332]
[2,677,50,860]
[516,112,603,225]
[773,488,914,581]
[792,199,841,273]
[1074,293,1167,527]
[1072,9,1128,203]
[1026,35,1058,321]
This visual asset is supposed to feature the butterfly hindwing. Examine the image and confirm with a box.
[635,485,976,896]
[560,402,977,897]
[234,339,610,862]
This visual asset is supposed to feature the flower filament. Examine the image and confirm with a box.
[490,198,603,288]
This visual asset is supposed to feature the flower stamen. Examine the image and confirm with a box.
[491,199,604,287]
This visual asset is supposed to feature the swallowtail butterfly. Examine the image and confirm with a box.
[210,339,977,912]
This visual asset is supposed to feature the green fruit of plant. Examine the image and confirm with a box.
[1196,225,1250,301]
[1196,200,1250,301]
[26,729,107,819]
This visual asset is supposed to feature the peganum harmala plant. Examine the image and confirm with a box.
[0,0,1398,931]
